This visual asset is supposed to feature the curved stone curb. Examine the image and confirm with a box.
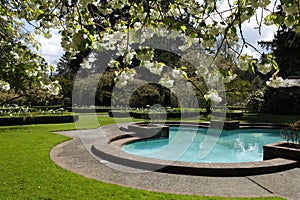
[50,123,300,199]
[50,137,277,198]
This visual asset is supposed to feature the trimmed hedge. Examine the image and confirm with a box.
[109,110,244,119]
[109,111,202,119]
[0,107,36,112]
[212,111,244,119]
[66,107,111,113]
[0,115,79,126]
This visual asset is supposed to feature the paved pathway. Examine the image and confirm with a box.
[51,124,300,200]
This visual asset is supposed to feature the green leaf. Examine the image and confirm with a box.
[180,66,187,70]
[36,9,44,20]
[183,72,188,79]
[271,59,279,71]
[37,13,45,21]
[180,25,187,33]
[49,65,55,72]
[249,62,255,73]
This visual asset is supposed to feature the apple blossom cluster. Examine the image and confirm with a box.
[159,77,175,88]
[266,77,284,88]
[266,77,300,88]
[114,68,136,88]
[40,81,60,96]
[141,61,165,75]
[257,63,273,75]
[237,54,253,71]
[265,1,300,32]
[204,90,222,104]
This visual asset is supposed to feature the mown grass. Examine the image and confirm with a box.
[0,114,289,199]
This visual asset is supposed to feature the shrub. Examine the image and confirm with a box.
[0,115,79,126]
[280,120,300,148]
[262,87,300,114]
[246,89,265,113]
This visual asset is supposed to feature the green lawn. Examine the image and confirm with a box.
[0,114,291,199]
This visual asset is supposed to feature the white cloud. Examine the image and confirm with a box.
[218,0,278,58]
[35,30,64,68]
[240,8,278,58]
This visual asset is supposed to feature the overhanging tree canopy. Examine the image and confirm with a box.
[1,0,300,104]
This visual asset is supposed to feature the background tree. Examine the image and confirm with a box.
[258,26,300,114]
[2,0,300,107]
[55,50,91,106]
[259,27,300,78]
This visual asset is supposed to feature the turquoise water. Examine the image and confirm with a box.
[121,127,283,163]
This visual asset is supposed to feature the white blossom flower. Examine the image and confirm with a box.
[205,90,222,103]
[159,77,174,88]
[142,28,155,39]
[171,69,186,80]
[134,22,143,29]
[49,84,60,95]
[142,61,164,75]
[87,52,97,63]
[124,50,136,64]
[172,69,181,79]
[113,32,126,41]
[109,59,119,68]
[281,78,300,87]
[40,80,60,95]
[237,54,253,71]
[266,77,284,88]
[114,23,127,31]
[116,42,129,56]
[257,63,272,74]
[26,70,38,77]
[150,9,160,19]
[196,67,209,77]
[114,69,136,87]
[80,58,92,69]
[0,80,10,91]
[223,74,237,83]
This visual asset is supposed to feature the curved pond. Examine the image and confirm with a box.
[122,127,283,163]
